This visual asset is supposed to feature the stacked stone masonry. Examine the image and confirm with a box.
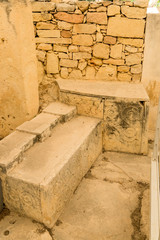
[32,0,148,83]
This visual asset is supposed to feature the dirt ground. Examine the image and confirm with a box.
[0,149,151,240]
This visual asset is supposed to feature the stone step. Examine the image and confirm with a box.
[57,79,149,155]
[2,116,102,228]
[0,102,76,174]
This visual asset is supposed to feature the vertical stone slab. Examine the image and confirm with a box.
[0,0,39,139]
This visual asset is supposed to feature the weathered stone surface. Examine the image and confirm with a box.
[118,65,130,72]
[35,38,71,44]
[78,61,87,71]
[60,59,78,68]
[110,44,122,59]
[96,32,103,42]
[59,53,69,59]
[56,3,76,12]
[131,64,142,73]
[108,5,120,16]
[54,12,84,24]
[61,30,72,38]
[96,65,117,80]
[118,72,132,81]
[54,45,68,53]
[132,74,141,82]
[104,35,116,45]
[121,6,147,19]
[36,50,46,62]
[103,58,124,65]
[37,43,52,51]
[68,45,78,52]
[69,70,82,79]
[97,6,106,12]
[37,30,60,38]
[85,66,96,79]
[125,45,138,53]
[134,0,148,8]
[58,21,73,30]
[141,189,150,239]
[33,13,52,22]
[79,46,92,53]
[93,43,109,59]
[37,61,44,84]
[61,68,69,79]
[73,35,93,46]
[107,17,145,38]
[126,53,142,65]
[73,24,96,34]
[73,52,91,60]
[32,2,56,12]
[60,92,104,118]
[90,58,103,66]
[77,1,89,12]
[36,22,56,30]
[118,37,143,47]
[87,12,107,24]
[102,1,112,6]
[47,52,59,74]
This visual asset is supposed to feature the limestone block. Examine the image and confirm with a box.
[78,61,87,71]
[103,1,112,6]
[97,6,107,12]
[56,3,76,12]
[118,38,143,47]
[58,53,69,59]
[132,74,141,82]
[61,30,72,38]
[103,59,124,65]
[36,50,46,62]
[126,53,142,65]
[90,3,99,8]
[0,131,37,173]
[54,12,84,23]
[73,24,97,34]
[107,17,145,38]
[37,61,45,84]
[17,113,60,141]
[37,30,60,38]
[35,38,71,44]
[87,12,107,24]
[125,45,138,53]
[33,13,52,22]
[85,66,96,79]
[73,35,93,46]
[93,43,109,59]
[96,32,103,42]
[73,52,91,60]
[32,2,56,12]
[103,100,148,154]
[61,68,69,79]
[121,6,147,19]
[60,59,78,68]
[68,45,78,52]
[118,66,130,72]
[104,36,117,45]
[79,46,92,53]
[110,44,123,59]
[60,92,104,118]
[131,64,142,74]
[36,22,56,30]
[47,53,59,74]
[54,45,68,53]
[108,5,120,16]
[77,1,89,12]
[69,70,82,79]
[118,73,132,81]
[134,0,148,8]
[58,21,73,30]
[90,58,103,66]
[96,65,117,80]
[37,44,52,51]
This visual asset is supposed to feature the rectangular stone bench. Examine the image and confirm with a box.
[57,79,149,155]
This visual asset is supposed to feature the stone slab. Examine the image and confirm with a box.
[17,113,60,141]
[43,102,77,122]
[57,79,149,101]
[0,131,36,173]
[3,116,102,228]
[32,2,56,12]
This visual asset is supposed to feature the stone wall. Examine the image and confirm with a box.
[32,0,148,83]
